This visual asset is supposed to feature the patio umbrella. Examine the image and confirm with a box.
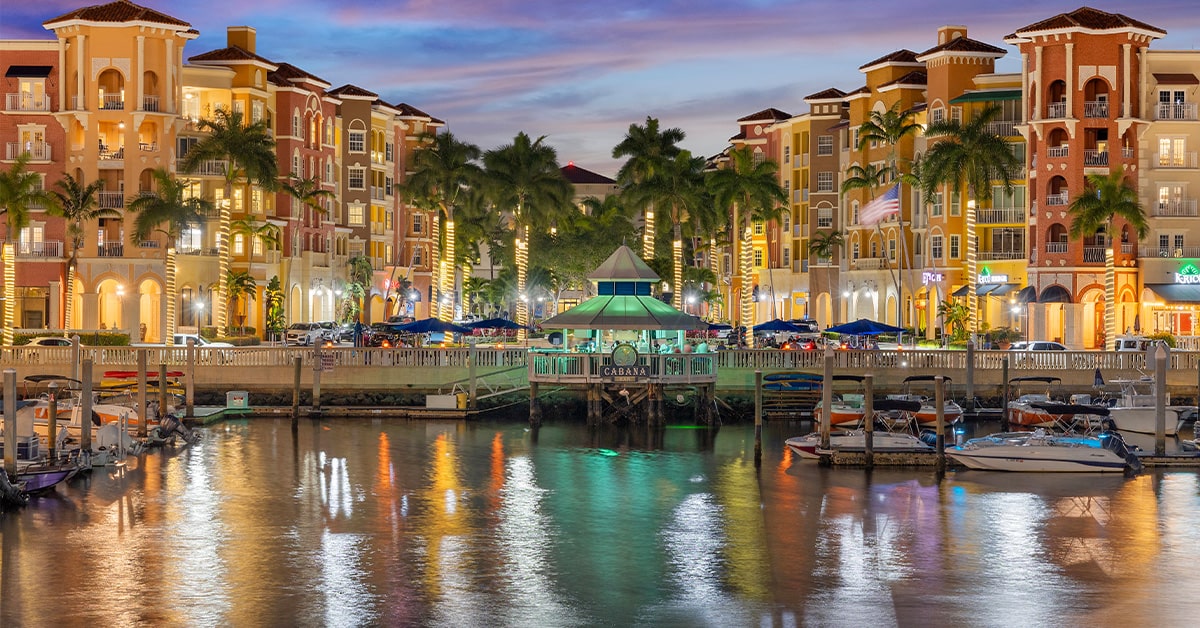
[391,318,474,335]
[467,317,528,330]
[753,319,805,333]
[825,318,905,336]
[707,322,733,331]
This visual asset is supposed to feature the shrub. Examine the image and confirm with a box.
[1147,331,1176,348]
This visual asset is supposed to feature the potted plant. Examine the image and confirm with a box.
[991,327,1022,350]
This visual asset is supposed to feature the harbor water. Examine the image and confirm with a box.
[4,417,1200,627]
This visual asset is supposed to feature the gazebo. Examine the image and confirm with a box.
[530,246,717,425]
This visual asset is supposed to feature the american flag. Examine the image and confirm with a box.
[860,184,900,226]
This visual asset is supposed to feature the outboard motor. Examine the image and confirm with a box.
[1103,431,1143,476]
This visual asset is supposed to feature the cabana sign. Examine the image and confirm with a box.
[601,365,650,379]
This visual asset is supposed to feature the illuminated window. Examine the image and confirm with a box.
[233,234,245,255]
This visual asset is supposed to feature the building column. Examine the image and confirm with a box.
[1065,43,1074,116]
[136,35,144,110]
[166,39,175,113]
[1034,47,1043,121]
[47,280,61,330]
[57,38,66,109]
[76,34,85,109]
[81,291,99,330]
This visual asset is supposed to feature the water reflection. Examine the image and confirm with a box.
[4,418,1200,626]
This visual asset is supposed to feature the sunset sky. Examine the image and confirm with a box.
[4,1,1200,176]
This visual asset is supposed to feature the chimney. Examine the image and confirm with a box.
[227,26,256,52]
[937,25,967,45]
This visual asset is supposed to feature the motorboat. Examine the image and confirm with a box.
[812,375,867,427]
[1,403,84,494]
[1095,378,1184,436]
[948,406,1142,473]
[887,375,963,425]
[785,431,933,459]
[1007,376,1068,428]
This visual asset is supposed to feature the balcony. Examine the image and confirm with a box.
[140,95,159,112]
[1083,246,1106,263]
[5,142,51,161]
[16,240,63,258]
[1044,191,1069,206]
[1121,147,1134,159]
[100,94,123,110]
[853,257,887,271]
[1083,101,1109,118]
[1047,145,1069,158]
[1154,152,1198,169]
[985,120,1019,137]
[1084,149,1109,166]
[99,146,125,162]
[1045,242,1068,254]
[1156,102,1198,121]
[1046,102,1067,119]
[97,192,125,209]
[5,93,51,112]
[976,208,1025,224]
[792,224,802,237]
[371,186,386,201]
[1141,245,1200,258]
[978,249,1026,261]
[138,240,161,250]
[1154,199,1198,217]
[178,159,228,176]
[1121,243,1133,255]
[98,243,124,257]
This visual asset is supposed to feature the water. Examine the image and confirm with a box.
[4,417,1200,627]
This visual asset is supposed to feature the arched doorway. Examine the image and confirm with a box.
[813,292,832,329]
[1079,286,1105,349]
[95,279,126,332]
[138,278,162,342]
[289,284,303,323]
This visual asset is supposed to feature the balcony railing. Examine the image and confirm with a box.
[1154,199,1199,217]
[100,94,124,110]
[853,257,887,270]
[5,93,51,112]
[97,192,125,209]
[177,159,228,176]
[1084,149,1109,166]
[1045,242,1068,254]
[16,241,63,257]
[1045,191,1069,206]
[985,121,1019,137]
[1083,101,1109,118]
[978,249,1026,261]
[1141,245,1200,258]
[140,95,159,112]
[1154,152,1198,169]
[137,240,161,250]
[1083,245,1107,263]
[1121,147,1134,159]
[99,147,125,161]
[5,142,51,161]
[976,208,1025,224]
[1047,145,1069,158]
[1121,243,1133,255]
[98,243,124,257]
[1156,102,1198,121]
[1046,102,1067,119]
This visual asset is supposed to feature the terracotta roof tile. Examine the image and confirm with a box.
[879,70,927,89]
[918,37,1006,58]
[44,0,190,28]
[805,88,847,101]
[268,62,328,87]
[561,163,615,185]
[394,102,432,118]
[859,49,920,71]
[846,86,871,96]
[327,84,378,99]
[1014,7,1164,37]
[737,107,792,123]
[189,45,276,67]
[728,131,747,141]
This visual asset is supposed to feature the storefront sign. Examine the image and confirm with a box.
[1175,263,1200,285]
[922,271,944,285]
[977,267,1009,284]
[600,365,650,378]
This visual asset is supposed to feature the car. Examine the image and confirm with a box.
[1008,340,1068,351]
[365,323,402,347]
[316,321,337,341]
[173,333,234,347]
[334,323,356,343]
[285,322,324,346]
[25,337,74,347]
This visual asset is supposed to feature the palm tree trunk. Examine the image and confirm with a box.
[672,222,683,311]
[966,194,978,335]
[215,180,233,333]
[165,247,177,345]
[739,218,754,348]
[3,243,14,346]
[65,253,76,334]
[515,219,528,340]
[709,236,719,318]
[643,203,655,261]
[440,217,455,321]
[430,211,441,320]
[1105,246,1115,347]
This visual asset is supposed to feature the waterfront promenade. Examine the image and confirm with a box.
[2,344,1198,399]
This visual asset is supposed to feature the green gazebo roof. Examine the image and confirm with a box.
[539,295,706,330]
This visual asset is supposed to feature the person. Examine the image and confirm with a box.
[696,340,708,353]
[353,319,364,347]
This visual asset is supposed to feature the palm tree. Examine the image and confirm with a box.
[706,146,787,347]
[936,299,970,343]
[346,255,375,323]
[278,175,333,323]
[225,269,256,335]
[48,172,117,333]
[1067,166,1147,344]
[0,154,55,345]
[482,132,574,333]
[922,104,1021,334]
[613,116,685,260]
[182,107,277,333]
[402,131,483,321]
[126,169,214,345]
[626,150,706,309]
[808,229,845,261]
[230,218,280,262]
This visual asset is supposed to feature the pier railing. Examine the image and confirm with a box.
[527,353,716,385]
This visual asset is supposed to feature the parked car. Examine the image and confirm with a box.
[173,333,234,347]
[334,323,356,343]
[316,321,337,341]
[1009,340,1068,351]
[365,323,401,347]
[285,322,324,346]
[24,337,73,347]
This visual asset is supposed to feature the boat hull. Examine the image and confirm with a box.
[948,447,1128,472]
[1106,406,1179,435]
[786,432,932,460]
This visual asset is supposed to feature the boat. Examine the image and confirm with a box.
[948,405,1142,473]
[887,375,964,424]
[1,403,84,494]
[1007,376,1070,428]
[1095,377,1184,436]
[812,375,867,426]
[785,431,933,459]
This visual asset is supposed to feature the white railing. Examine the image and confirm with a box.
[5,142,51,161]
[1084,149,1108,166]
[1045,242,1068,254]
[1046,102,1067,118]
[1083,101,1108,118]
[97,192,125,209]
[1154,199,1198,217]
[140,95,159,112]
[528,353,716,385]
[1083,246,1106,263]
[1154,152,1198,169]
[1047,145,1069,158]
[1156,102,1198,121]
[978,249,1026,261]
[1140,246,1200,258]
[854,257,887,270]
[1122,147,1134,159]
[985,121,1018,136]
[1045,191,1069,206]
[1121,243,1133,255]
[100,94,123,110]
[178,159,228,176]
[16,240,63,257]
[976,208,1024,224]
[5,93,51,112]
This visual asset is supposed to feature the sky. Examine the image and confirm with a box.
[4,1,1200,177]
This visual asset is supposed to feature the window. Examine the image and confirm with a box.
[18,225,44,255]
[817,209,833,228]
[233,234,245,255]
[232,100,245,116]
[817,135,833,156]
[930,107,945,125]
[177,136,198,159]
[348,204,364,226]
[752,149,765,166]
[15,78,47,111]
[782,247,790,265]
[871,242,878,258]
[914,234,922,255]
[348,131,365,153]
[816,172,834,193]
[951,106,962,123]
[949,234,961,259]
[252,101,263,123]
[179,227,202,252]
[253,235,263,256]
[412,247,423,267]
[385,175,394,196]
[783,146,791,163]
[292,155,301,176]
[251,190,263,214]
[754,221,764,236]
[348,167,365,190]
[991,185,1027,210]
[888,237,896,261]
[293,113,301,137]
[931,235,944,260]
[931,192,944,217]
[851,202,859,225]
[754,249,763,267]
[413,214,423,234]
[1158,137,1187,167]
[385,142,394,162]
[852,242,860,259]
[950,192,961,216]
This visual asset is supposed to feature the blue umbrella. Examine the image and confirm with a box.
[467,317,529,330]
[825,318,904,336]
[707,322,733,331]
[390,318,474,335]
[753,319,805,333]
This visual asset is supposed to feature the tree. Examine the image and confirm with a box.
[612,116,685,260]
[482,132,574,334]
[937,299,970,342]
[278,175,333,323]
[346,255,375,323]
[626,149,707,309]
[706,146,787,347]
[225,269,256,335]
[1067,166,1147,344]
[808,229,845,261]
[182,107,277,333]
[402,131,483,321]
[231,218,280,262]
[48,172,118,332]
[0,155,55,344]
[125,169,214,344]
[264,275,286,338]
[922,104,1021,334]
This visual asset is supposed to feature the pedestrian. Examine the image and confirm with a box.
[353,319,364,347]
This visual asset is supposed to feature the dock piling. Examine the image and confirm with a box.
[3,369,15,476]
[137,350,148,437]
[80,359,93,454]
[819,347,833,457]
[935,375,946,472]
[185,338,196,418]
[965,341,975,411]
[158,364,168,424]
[1001,358,1010,430]
[864,374,874,468]
[1155,342,1168,456]
[291,357,301,430]
[754,370,762,468]
[47,381,59,461]
[312,347,322,412]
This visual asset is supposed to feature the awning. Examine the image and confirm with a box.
[5,65,52,78]
[1153,73,1199,86]
[1015,286,1037,304]
[1145,284,1200,304]
[988,283,1019,296]
[1039,285,1073,303]
[952,283,1018,297]
[949,89,1022,104]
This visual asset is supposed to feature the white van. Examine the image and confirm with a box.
[1113,336,1152,352]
